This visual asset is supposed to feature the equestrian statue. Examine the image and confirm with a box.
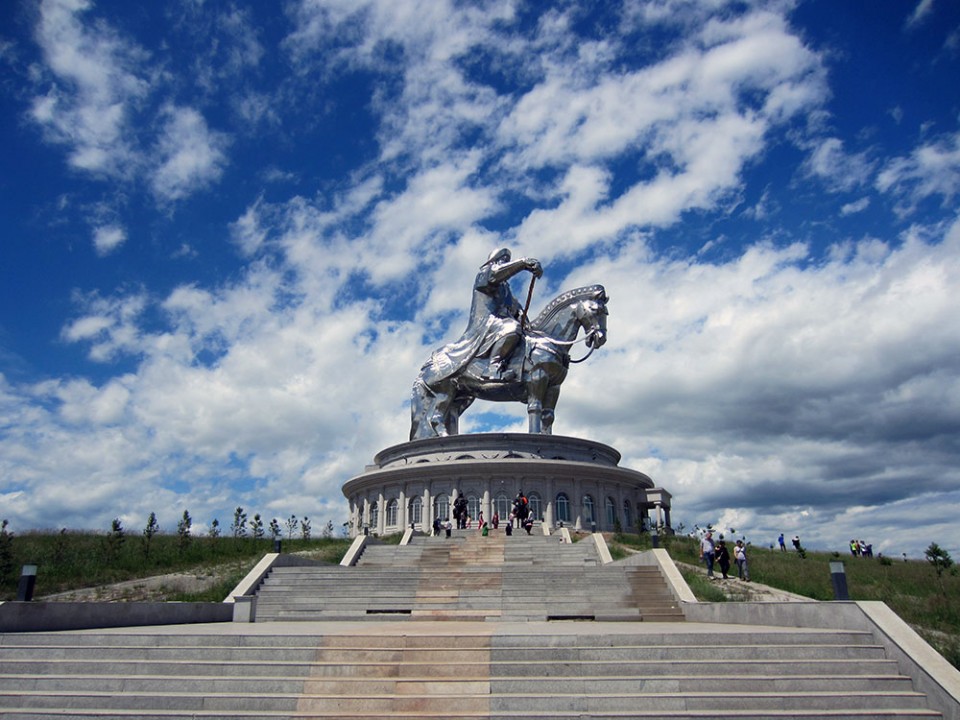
[410,248,608,440]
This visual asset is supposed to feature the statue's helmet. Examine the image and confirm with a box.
[482,247,511,267]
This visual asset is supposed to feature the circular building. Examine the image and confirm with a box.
[342,433,672,536]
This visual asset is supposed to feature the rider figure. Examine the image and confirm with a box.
[473,248,542,380]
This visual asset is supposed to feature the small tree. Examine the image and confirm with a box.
[269,518,282,540]
[177,510,192,553]
[105,518,125,562]
[286,515,298,540]
[300,516,311,540]
[322,519,334,538]
[231,507,248,539]
[53,528,68,564]
[0,520,14,582]
[251,513,265,540]
[208,518,221,539]
[925,542,953,594]
[142,512,160,557]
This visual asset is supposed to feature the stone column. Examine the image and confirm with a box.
[377,491,385,536]
[423,487,431,532]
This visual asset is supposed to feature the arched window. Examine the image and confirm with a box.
[556,493,570,523]
[386,499,398,527]
[369,501,378,528]
[434,494,449,522]
[623,500,632,530]
[467,495,480,523]
[583,494,595,525]
[494,493,510,520]
[408,496,422,526]
[606,497,617,528]
[528,492,542,521]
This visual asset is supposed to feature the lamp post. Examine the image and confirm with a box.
[830,561,850,600]
[17,564,37,602]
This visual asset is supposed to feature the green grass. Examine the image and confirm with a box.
[0,530,351,601]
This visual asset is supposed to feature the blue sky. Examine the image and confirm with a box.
[1,0,959,558]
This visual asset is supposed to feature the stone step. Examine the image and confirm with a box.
[0,673,916,694]
[0,626,941,720]
[0,711,942,719]
[0,689,933,712]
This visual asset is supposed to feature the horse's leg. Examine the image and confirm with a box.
[430,386,453,437]
[541,385,561,435]
[525,365,550,434]
[410,380,434,440]
[441,395,467,436]
[412,379,453,439]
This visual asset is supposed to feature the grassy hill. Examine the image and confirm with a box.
[610,532,960,669]
[0,529,351,603]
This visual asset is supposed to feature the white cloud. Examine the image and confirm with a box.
[30,0,149,177]
[905,0,936,30]
[876,130,960,215]
[149,105,229,202]
[60,291,148,362]
[230,198,268,257]
[92,223,126,255]
[803,137,875,193]
[840,197,870,216]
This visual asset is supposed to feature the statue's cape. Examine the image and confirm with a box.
[420,315,502,385]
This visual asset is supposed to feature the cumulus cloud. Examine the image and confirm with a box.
[29,0,149,176]
[92,223,126,255]
[876,130,960,215]
[803,137,875,193]
[149,105,229,203]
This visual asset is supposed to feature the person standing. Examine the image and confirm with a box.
[778,533,786,551]
[734,540,750,581]
[700,531,716,579]
[715,538,731,579]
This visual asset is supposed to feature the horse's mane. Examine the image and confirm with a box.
[530,285,606,330]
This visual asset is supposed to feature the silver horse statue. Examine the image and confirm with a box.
[410,284,609,440]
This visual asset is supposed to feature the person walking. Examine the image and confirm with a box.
[715,538,731,579]
[734,540,750,581]
[699,531,716,579]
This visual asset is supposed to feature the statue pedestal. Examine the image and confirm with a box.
[342,433,671,537]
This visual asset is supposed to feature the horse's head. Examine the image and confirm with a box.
[576,286,608,349]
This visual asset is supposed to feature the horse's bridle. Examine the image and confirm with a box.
[526,298,606,363]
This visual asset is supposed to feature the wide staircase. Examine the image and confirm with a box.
[254,530,684,622]
[0,624,942,718]
[0,529,948,718]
